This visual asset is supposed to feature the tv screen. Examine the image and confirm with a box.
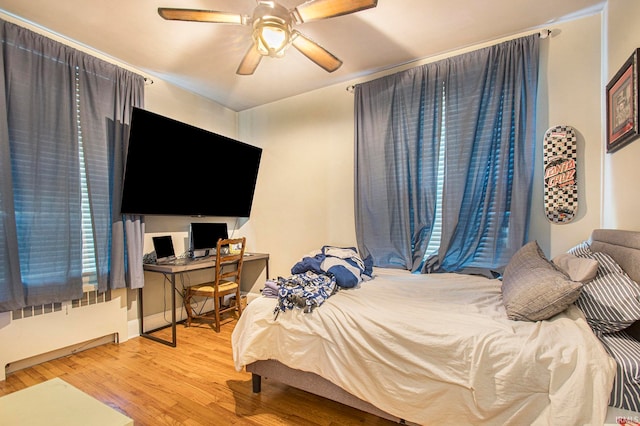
[121,107,262,216]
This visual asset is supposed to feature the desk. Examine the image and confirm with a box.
[141,253,269,347]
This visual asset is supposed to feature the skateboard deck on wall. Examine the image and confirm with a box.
[543,125,578,224]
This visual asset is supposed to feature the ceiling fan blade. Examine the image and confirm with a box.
[292,0,377,24]
[237,45,263,75]
[291,31,342,73]
[158,8,247,25]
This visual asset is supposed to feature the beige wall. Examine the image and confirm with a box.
[603,0,640,229]
[530,13,604,257]
[239,84,357,278]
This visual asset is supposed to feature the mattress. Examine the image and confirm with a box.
[232,267,616,425]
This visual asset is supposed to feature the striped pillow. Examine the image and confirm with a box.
[590,251,625,274]
[567,240,593,257]
[573,250,640,334]
[598,331,640,412]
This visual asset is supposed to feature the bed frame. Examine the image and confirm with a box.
[247,359,404,422]
[247,229,640,422]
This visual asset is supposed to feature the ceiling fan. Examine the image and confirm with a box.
[158,0,378,75]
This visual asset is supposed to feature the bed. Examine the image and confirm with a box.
[232,229,640,425]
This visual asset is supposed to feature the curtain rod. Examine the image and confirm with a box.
[346,28,552,93]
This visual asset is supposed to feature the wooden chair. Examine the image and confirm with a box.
[183,237,246,332]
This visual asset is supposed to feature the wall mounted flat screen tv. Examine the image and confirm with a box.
[121,107,262,217]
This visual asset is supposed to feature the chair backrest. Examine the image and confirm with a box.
[214,237,246,290]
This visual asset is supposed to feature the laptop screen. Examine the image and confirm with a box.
[152,236,176,263]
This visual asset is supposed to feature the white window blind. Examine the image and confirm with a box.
[424,85,445,257]
[76,69,97,287]
[424,128,445,256]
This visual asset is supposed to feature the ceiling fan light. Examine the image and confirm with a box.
[253,17,291,57]
[256,23,289,56]
[250,2,292,58]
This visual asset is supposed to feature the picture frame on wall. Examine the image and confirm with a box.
[606,48,640,153]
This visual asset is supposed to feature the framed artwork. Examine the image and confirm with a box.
[606,48,640,153]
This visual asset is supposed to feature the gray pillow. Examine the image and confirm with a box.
[552,253,598,283]
[502,241,583,321]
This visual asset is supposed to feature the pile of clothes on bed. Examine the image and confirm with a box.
[262,246,373,317]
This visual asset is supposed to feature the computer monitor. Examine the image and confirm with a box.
[189,222,229,258]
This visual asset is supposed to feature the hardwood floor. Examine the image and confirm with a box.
[0,321,397,425]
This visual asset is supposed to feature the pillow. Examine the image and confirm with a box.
[567,240,593,257]
[589,251,625,275]
[502,241,583,321]
[552,253,598,283]
[572,250,640,334]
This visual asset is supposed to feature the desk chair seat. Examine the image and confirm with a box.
[183,237,246,332]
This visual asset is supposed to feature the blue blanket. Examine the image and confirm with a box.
[290,245,373,289]
[272,246,373,318]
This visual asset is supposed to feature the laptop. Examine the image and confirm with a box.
[152,236,181,264]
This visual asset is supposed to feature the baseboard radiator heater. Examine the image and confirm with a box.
[2,289,127,381]
[11,289,112,321]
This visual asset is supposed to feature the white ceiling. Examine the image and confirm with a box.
[0,0,605,111]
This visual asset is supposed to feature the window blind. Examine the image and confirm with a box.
[78,97,98,286]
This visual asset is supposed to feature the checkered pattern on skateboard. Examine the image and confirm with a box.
[543,125,577,224]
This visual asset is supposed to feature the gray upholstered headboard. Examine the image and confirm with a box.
[589,229,640,340]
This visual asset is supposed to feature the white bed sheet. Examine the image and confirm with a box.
[232,268,616,425]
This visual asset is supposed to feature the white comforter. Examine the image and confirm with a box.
[232,268,616,425]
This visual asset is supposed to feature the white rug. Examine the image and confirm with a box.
[0,378,133,426]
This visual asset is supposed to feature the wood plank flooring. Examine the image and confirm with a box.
[0,321,397,425]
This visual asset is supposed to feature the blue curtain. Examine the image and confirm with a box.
[0,19,144,311]
[76,56,145,292]
[354,35,539,274]
[354,66,444,271]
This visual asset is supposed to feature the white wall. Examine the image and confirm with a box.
[0,289,128,381]
[144,78,237,139]
[239,84,357,277]
[603,0,640,230]
[529,13,604,257]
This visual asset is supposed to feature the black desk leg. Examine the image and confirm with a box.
[139,274,177,347]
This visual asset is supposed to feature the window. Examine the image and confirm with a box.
[0,18,144,312]
[355,34,539,274]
